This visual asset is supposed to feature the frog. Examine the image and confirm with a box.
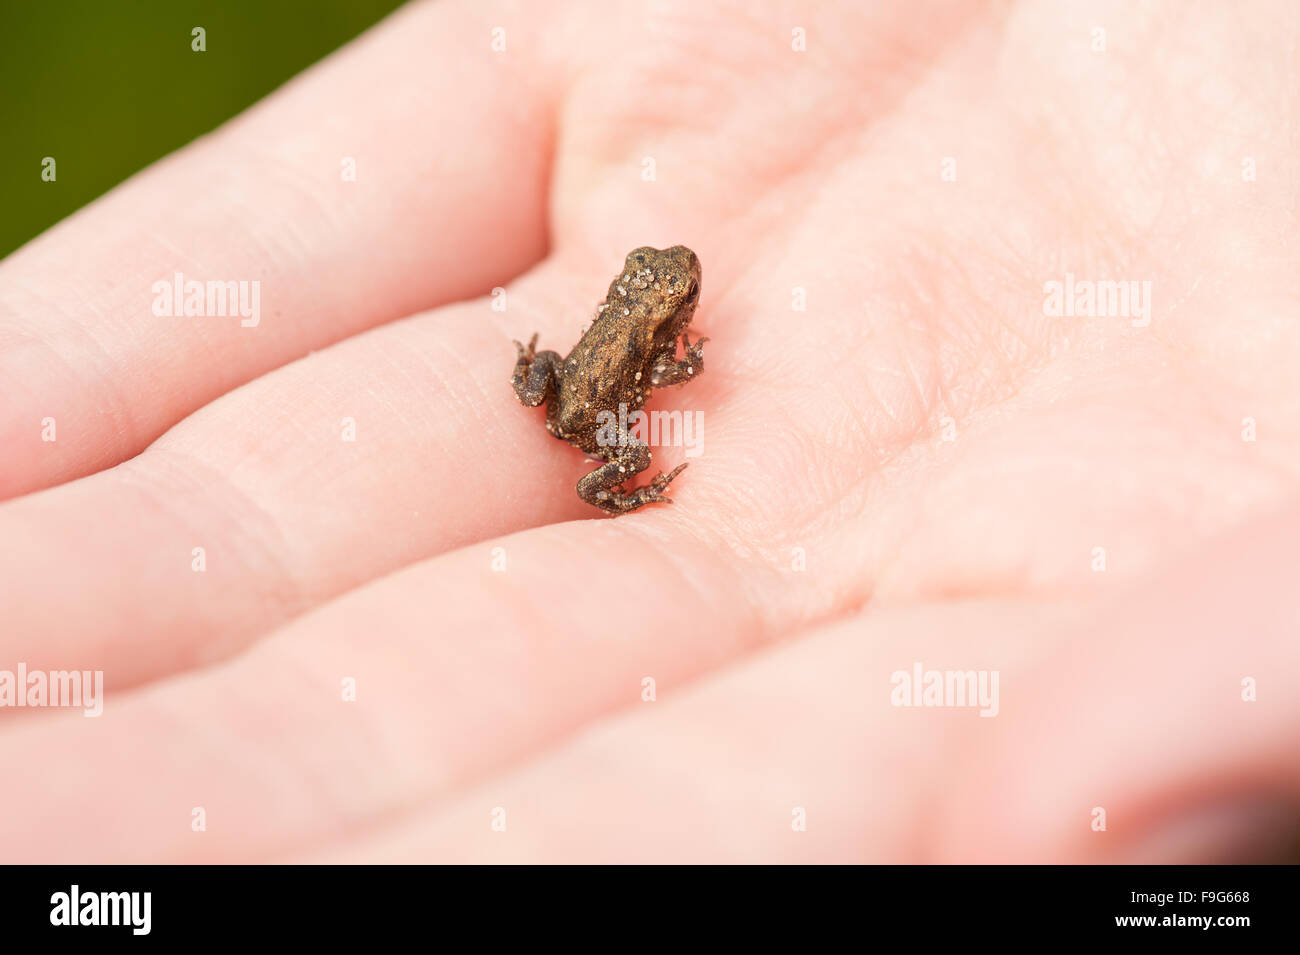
[511,245,706,514]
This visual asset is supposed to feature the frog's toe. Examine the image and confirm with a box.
[653,463,689,489]
[635,486,674,508]
[514,333,539,362]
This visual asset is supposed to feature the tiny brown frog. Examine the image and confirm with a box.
[511,245,706,514]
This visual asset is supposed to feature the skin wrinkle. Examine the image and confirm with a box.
[755,6,1280,554]
[426,331,508,436]
[781,272,1066,572]
[126,445,315,625]
[874,379,1286,601]
[897,325,940,436]
[549,0,994,257]
[2,286,143,465]
[622,513,774,613]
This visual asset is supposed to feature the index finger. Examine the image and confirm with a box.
[0,0,555,499]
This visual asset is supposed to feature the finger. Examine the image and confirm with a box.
[312,510,1300,863]
[0,0,554,500]
[0,497,835,862]
[933,504,1300,863]
[306,599,1057,862]
[0,286,594,691]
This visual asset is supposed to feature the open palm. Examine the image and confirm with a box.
[2,0,1297,862]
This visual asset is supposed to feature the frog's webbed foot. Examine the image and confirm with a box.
[577,443,688,515]
[511,333,562,407]
[648,332,708,388]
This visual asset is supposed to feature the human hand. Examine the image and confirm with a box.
[1,0,1296,862]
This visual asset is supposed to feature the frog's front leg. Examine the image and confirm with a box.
[647,331,708,388]
[511,333,562,407]
[576,439,688,514]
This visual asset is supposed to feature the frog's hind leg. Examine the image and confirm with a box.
[577,441,688,514]
[511,333,562,407]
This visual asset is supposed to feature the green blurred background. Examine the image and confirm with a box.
[0,0,408,259]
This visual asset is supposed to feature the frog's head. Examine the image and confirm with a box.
[619,245,702,342]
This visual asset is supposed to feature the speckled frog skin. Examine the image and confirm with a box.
[511,245,706,514]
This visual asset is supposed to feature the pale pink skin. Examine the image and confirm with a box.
[0,0,1297,863]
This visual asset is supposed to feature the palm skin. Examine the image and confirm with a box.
[0,0,1297,862]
